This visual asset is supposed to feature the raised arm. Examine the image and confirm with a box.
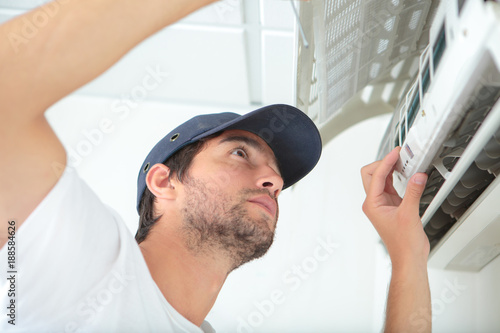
[0,0,217,245]
[361,148,431,333]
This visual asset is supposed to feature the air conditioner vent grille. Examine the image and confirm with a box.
[423,86,500,250]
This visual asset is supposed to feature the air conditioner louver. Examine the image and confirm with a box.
[423,87,500,251]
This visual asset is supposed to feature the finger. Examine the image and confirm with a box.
[400,172,428,216]
[384,166,400,196]
[368,147,401,198]
[361,160,382,193]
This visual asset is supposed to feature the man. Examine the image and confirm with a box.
[0,0,431,332]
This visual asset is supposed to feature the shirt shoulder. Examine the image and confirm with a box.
[0,166,213,332]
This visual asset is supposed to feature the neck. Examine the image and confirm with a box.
[139,227,231,327]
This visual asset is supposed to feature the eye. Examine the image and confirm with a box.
[231,147,248,159]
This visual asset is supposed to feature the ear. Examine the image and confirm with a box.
[145,164,177,200]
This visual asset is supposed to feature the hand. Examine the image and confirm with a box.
[361,147,430,268]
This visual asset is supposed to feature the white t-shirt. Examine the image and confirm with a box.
[0,166,215,333]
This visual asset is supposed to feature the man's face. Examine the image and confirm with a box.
[177,129,283,270]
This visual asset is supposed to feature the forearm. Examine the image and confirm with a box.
[384,260,431,333]
[0,0,216,122]
[361,150,432,332]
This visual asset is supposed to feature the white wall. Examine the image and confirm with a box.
[47,95,499,332]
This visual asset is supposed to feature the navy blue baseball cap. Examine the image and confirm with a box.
[136,104,322,212]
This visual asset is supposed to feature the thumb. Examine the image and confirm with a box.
[401,173,428,215]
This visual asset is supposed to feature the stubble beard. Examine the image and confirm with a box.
[180,177,277,272]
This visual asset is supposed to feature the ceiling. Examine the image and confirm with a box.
[0,0,298,108]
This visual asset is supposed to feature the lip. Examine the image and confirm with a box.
[248,195,277,218]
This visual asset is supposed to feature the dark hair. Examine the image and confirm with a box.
[135,134,219,243]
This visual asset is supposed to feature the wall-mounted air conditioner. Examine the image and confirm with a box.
[296,0,500,271]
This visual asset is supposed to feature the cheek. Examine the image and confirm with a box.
[204,164,253,189]
[189,154,257,192]
[209,171,246,191]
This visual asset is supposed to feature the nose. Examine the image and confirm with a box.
[256,166,283,198]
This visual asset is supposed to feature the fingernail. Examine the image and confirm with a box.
[414,174,427,185]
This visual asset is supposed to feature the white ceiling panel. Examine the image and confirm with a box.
[261,30,295,105]
[77,25,250,106]
[0,0,298,108]
[0,0,46,9]
[183,0,244,25]
[260,0,296,29]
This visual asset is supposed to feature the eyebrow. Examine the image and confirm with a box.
[220,135,265,152]
[219,135,280,170]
